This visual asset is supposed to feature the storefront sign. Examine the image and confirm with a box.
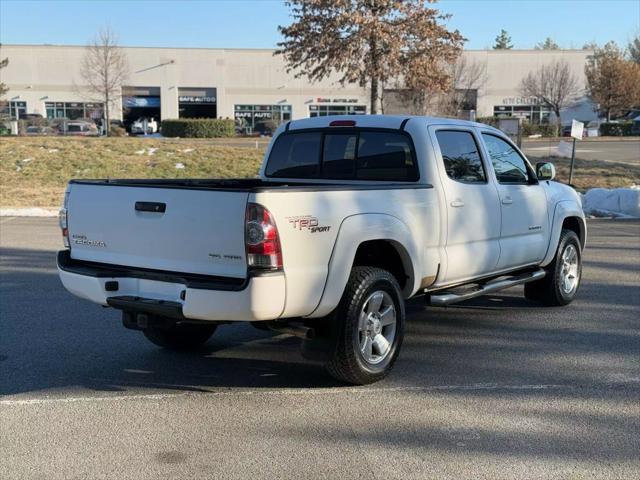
[316,98,359,104]
[179,96,217,104]
[501,96,541,106]
[123,96,160,108]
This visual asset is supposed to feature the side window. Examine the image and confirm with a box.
[322,134,357,179]
[435,130,486,184]
[356,131,418,181]
[265,132,321,178]
[482,134,531,184]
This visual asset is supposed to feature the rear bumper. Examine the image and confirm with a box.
[57,251,286,322]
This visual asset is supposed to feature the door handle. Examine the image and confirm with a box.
[501,196,513,205]
[450,199,465,208]
[135,201,166,213]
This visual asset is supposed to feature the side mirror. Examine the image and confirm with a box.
[536,162,556,181]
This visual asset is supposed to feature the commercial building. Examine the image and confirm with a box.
[1,44,596,132]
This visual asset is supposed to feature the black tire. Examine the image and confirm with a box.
[143,322,217,351]
[325,267,405,385]
[524,229,582,306]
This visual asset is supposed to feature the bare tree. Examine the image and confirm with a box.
[520,60,580,135]
[628,34,640,64]
[0,44,9,101]
[439,56,487,116]
[277,0,465,114]
[80,27,129,135]
[392,56,486,117]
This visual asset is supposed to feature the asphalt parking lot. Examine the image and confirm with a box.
[1,217,639,479]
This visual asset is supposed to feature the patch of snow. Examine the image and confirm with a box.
[134,149,146,155]
[182,148,194,153]
[582,187,640,218]
[21,158,32,163]
[0,208,58,217]
[48,149,59,153]
[174,162,185,169]
[15,166,22,172]
[147,147,158,156]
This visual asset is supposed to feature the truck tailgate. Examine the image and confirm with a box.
[67,183,248,278]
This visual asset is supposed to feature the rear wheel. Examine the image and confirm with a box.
[525,229,582,306]
[325,267,405,385]
[143,322,217,351]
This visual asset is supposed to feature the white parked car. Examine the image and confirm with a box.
[57,115,586,384]
[130,117,158,135]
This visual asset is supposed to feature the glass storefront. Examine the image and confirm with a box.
[45,102,104,121]
[0,101,27,119]
[234,104,291,134]
[179,87,217,118]
[309,105,366,117]
[493,105,551,124]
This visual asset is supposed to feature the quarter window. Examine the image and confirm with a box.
[482,134,531,184]
[435,130,486,184]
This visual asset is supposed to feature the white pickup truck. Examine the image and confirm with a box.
[58,115,586,384]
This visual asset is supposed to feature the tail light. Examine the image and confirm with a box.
[59,188,70,248]
[245,203,282,270]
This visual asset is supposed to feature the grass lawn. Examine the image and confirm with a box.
[527,154,640,191]
[0,137,265,207]
[1,136,638,208]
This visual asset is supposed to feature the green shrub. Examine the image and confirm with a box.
[600,122,634,136]
[161,118,235,138]
[521,122,556,137]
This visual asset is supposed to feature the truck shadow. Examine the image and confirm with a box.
[1,229,639,397]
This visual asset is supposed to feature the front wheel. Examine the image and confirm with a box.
[143,322,217,351]
[525,229,582,306]
[325,267,405,385]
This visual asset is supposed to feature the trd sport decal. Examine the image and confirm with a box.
[286,215,331,233]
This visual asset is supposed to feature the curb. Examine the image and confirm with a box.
[0,208,59,217]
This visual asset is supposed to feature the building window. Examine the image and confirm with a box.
[0,101,27,119]
[234,104,292,134]
[179,87,217,119]
[45,102,104,121]
[493,105,551,124]
[309,105,366,117]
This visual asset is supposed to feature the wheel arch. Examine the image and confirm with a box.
[541,201,587,267]
[305,213,420,319]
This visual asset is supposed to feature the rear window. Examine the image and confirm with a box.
[265,129,418,181]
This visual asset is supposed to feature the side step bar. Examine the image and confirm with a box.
[430,269,546,306]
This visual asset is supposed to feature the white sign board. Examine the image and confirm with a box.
[570,119,584,140]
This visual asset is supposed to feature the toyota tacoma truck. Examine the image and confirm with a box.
[57,115,586,384]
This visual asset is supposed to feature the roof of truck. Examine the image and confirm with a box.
[286,114,497,132]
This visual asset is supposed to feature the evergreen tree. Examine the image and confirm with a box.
[535,37,560,50]
[493,29,513,50]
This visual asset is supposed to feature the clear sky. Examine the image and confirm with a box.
[1,0,638,50]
